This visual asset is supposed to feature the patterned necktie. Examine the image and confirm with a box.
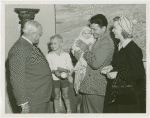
[33,44,49,64]
[33,44,42,53]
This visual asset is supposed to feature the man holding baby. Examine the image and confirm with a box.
[75,14,114,113]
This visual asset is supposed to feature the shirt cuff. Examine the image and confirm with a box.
[18,102,28,106]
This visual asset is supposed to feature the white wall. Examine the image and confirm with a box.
[5,4,55,59]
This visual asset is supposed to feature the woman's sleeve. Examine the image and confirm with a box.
[127,47,145,80]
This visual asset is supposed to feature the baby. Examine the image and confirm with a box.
[71,26,95,94]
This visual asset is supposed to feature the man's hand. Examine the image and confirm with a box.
[76,40,89,52]
[74,50,82,60]
[21,103,30,113]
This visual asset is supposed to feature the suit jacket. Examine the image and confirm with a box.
[8,37,53,106]
[79,32,114,96]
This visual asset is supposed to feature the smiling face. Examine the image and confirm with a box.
[82,29,92,39]
[112,21,123,39]
[90,23,106,39]
[50,37,62,51]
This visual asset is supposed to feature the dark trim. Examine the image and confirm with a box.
[54,4,56,34]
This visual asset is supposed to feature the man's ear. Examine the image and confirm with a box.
[28,30,34,35]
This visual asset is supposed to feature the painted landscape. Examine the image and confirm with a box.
[55,4,146,60]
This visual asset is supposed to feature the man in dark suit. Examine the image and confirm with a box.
[76,14,114,113]
[8,20,53,113]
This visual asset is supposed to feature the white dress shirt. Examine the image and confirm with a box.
[22,35,33,44]
[46,50,74,81]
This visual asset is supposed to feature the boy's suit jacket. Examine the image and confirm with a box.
[80,32,114,96]
[8,37,53,106]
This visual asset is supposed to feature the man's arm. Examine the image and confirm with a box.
[9,47,28,105]
[83,44,113,70]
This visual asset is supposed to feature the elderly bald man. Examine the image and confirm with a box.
[8,20,53,113]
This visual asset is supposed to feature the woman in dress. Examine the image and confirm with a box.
[102,15,146,113]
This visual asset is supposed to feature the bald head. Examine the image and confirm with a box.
[23,20,42,34]
[22,20,43,44]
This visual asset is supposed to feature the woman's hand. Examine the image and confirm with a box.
[106,72,118,79]
[101,65,113,74]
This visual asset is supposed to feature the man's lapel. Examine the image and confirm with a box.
[33,44,49,63]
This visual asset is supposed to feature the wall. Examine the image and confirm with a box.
[5,4,55,113]
[56,4,146,60]
[5,4,55,59]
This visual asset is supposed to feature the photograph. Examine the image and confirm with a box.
[2,1,148,117]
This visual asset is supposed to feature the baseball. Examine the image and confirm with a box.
[61,72,67,78]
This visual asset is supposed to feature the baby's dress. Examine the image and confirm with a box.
[72,37,95,94]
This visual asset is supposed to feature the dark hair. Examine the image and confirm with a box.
[113,16,133,39]
[89,14,108,28]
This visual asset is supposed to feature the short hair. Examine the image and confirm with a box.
[50,34,63,43]
[23,20,42,34]
[89,14,108,28]
[113,16,133,39]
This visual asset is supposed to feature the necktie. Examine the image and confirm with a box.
[33,44,45,57]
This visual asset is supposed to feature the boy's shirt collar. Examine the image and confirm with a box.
[53,49,64,56]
